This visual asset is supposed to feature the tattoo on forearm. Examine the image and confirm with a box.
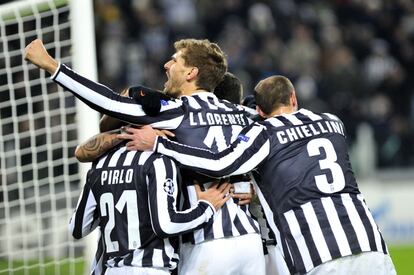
[78,132,122,161]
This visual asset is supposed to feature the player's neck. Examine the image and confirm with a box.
[270,106,297,117]
[181,83,208,96]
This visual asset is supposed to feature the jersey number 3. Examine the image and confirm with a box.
[100,191,140,253]
[307,138,345,194]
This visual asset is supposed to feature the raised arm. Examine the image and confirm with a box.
[24,39,184,129]
[146,155,231,238]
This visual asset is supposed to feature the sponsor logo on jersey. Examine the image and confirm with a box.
[163,178,175,196]
[237,134,250,142]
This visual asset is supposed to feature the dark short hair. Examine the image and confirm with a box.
[214,72,242,104]
[254,75,294,115]
[174,39,227,92]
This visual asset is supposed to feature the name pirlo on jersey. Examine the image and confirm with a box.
[101,168,134,185]
[276,120,345,144]
[189,111,248,127]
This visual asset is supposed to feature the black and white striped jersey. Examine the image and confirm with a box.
[153,108,389,274]
[69,144,215,272]
[54,63,260,244]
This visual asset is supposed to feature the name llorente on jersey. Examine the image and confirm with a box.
[101,169,134,185]
[277,120,345,144]
[189,111,248,126]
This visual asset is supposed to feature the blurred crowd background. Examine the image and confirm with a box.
[94,0,414,169]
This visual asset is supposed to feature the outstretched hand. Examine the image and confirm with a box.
[195,182,232,211]
[24,39,59,74]
[117,125,160,151]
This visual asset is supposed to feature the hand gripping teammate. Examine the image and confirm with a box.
[70,129,231,274]
[25,39,265,275]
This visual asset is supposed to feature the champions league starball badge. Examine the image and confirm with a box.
[163,178,175,196]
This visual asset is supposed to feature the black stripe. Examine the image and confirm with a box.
[233,214,247,235]
[350,193,377,251]
[123,251,133,266]
[295,112,314,124]
[142,249,154,267]
[331,196,361,254]
[312,200,341,259]
[203,218,214,240]
[73,183,93,239]
[279,215,306,274]
[295,208,322,268]
[243,205,260,234]
[221,204,233,237]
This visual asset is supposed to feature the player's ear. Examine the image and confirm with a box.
[290,90,298,109]
[186,67,198,81]
[256,106,268,119]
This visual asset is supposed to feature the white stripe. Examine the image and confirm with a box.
[184,95,202,109]
[196,93,218,110]
[80,191,98,237]
[320,197,352,256]
[236,206,258,234]
[123,151,137,166]
[282,113,303,125]
[152,248,164,267]
[108,147,126,167]
[323,113,340,121]
[251,179,284,257]
[268,117,285,127]
[213,96,232,111]
[153,159,212,236]
[163,238,175,266]
[130,249,145,266]
[284,210,314,272]
[301,202,332,263]
[357,194,384,253]
[212,207,225,238]
[150,115,183,130]
[232,141,270,175]
[96,155,107,169]
[138,151,153,165]
[341,193,371,251]
[57,71,147,116]
[299,109,322,121]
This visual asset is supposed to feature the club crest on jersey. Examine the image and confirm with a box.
[237,134,250,142]
[163,178,175,196]
[161,99,168,106]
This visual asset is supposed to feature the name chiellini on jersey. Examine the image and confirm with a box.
[69,145,216,274]
[154,108,389,274]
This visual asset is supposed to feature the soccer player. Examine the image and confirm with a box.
[25,39,265,274]
[126,75,397,275]
[70,131,231,274]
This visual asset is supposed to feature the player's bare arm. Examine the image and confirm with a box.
[118,125,159,151]
[75,129,123,162]
[24,39,59,75]
[117,125,173,151]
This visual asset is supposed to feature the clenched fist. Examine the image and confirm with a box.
[24,39,59,75]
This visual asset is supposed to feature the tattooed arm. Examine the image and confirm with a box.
[75,129,123,162]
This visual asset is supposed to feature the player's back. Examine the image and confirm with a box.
[85,145,177,269]
[172,92,260,244]
[257,108,387,274]
[175,92,250,151]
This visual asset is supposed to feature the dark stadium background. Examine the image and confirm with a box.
[93,0,414,170]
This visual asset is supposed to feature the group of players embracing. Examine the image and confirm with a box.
[24,38,396,275]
